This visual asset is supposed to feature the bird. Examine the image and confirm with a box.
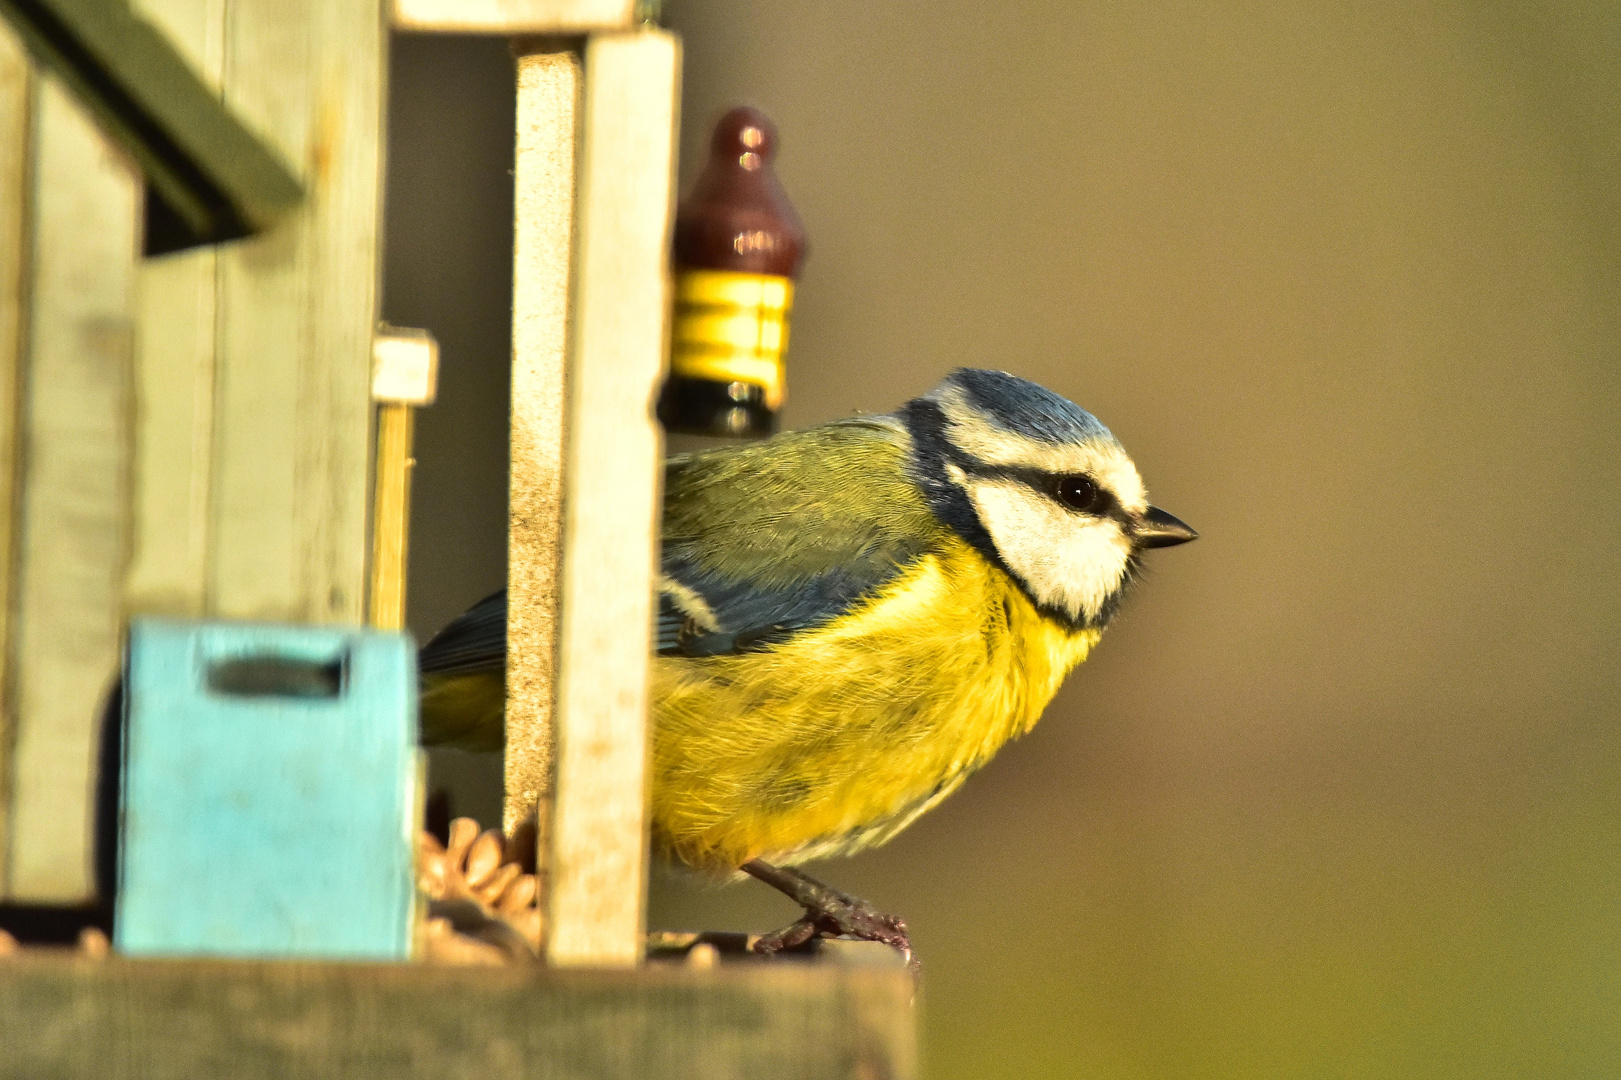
[418,368,1196,964]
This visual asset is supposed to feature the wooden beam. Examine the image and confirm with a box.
[392,0,639,34]
[0,951,916,1078]
[4,74,141,901]
[546,29,679,968]
[0,0,303,253]
[0,23,30,892]
[505,48,578,882]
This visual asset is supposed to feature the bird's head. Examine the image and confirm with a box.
[898,368,1196,630]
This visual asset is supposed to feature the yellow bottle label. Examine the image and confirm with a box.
[669,269,794,410]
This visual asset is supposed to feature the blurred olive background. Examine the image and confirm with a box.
[384,4,1621,1077]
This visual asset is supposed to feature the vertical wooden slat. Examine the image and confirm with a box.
[368,402,414,631]
[5,76,141,901]
[546,29,679,968]
[505,49,579,871]
[0,23,32,892]
[128,0,381,627]
[207,0,381,625]
[125,0,225,618]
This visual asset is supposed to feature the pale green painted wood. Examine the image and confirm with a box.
[0,24,30,893]
[0,0,302,251]
[5,75,141,901]
[206,0,381,626]
[124,0,221,618]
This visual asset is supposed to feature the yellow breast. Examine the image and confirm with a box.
[649,534,1101,870]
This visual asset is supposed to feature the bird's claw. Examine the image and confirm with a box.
[754,892,916,972]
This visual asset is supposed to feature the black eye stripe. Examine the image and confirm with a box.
[941,452,1127,521]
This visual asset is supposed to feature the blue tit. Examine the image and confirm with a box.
[419,368,1195,959]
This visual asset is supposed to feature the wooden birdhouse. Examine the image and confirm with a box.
[0,0,915,1074]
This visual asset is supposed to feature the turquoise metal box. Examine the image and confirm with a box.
[115,619,419,959]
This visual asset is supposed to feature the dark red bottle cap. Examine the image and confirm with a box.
[673,106,807,278]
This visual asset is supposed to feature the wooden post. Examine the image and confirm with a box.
[545,29,679,968]
[4,74,141,901]
[505,49,579,872]
[0,23,31,892]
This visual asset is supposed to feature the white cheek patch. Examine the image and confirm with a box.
[962,477,1133,622]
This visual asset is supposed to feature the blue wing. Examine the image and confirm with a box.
[418,589,506,674]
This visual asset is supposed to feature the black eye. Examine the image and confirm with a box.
[1054,474,1102,513]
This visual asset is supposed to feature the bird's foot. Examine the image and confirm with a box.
[742,859,917,973]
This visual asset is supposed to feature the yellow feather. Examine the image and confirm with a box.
[649,535,1100,871]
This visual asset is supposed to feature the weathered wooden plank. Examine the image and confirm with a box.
[123,0,222,621]
[0,952,916,1079]
[392,0,638,34]
[4,76,141,901]
[0,23,30,892]
[546,29,679,969]
[505,50,578,867]
[206,0,382,626]
[0,0,302,252]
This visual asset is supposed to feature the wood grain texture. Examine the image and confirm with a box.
[0,24,30,893]
[546,30,679,968]
[392,0,637,34]
[506,50,578,859]
[128,0,381,627]
[0,952,915,1079]
[5,77,140,901]
[199,0,381,626]
[123,0,224,620]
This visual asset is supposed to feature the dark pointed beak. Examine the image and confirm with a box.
[1136,505,1198,548]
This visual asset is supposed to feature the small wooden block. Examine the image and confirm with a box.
[117,619,419,960]
[392,0,638,34]
[372,328,439,405]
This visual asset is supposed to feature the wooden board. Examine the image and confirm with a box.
[0,952,915,1079]
[392,0,638,34]
[124,0,224,620]
[124,0,384,628]
[4,75,141,901]
[546,30,679,968]
[0,23,31,891]
[505,49,579,862]
[206,0,381,627]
